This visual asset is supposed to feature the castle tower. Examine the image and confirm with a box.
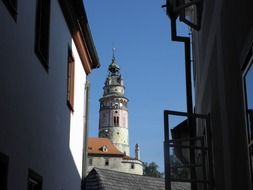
[98,51,130,156]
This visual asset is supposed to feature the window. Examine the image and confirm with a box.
[67,47,75,111]
[101,146,108,152]
[105,159,109,166]
[28,169,42,190]
[131,163,135,169]
[114,116,119,126]
[113,117,116,126]
[35,0,51,69]
[88,158,92,166]
[243,47,253,184]
[1,0,17,20]
[0,153,9,190]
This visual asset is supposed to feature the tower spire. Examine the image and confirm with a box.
[112,47,116,62]
[108,48,120,75]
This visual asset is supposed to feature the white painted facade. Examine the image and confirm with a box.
[0,0,99,190]
[69,41,87,176]
[87,156,143,175]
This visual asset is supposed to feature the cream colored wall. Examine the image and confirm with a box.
[87,156,143,175]
[98,127,129,155]
[87,156,123,174]
[121,160,143,175]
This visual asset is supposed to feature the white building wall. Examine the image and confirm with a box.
[69,40,86,176]
[87,157,123,173]
[0,0,90,189]
[120,160,143,175]
[87,156,143,175]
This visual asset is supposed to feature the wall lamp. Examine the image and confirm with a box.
[162,0,203,30]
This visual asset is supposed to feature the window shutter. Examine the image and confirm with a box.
[67,48,75,111]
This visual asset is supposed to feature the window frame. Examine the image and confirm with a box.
[1,0,18,20]
[67,46,75,111]
[88,158,93,166]
[27,169,42,190]
[0,152,9,190]
[242,45,253,185]
[34,0,51,70]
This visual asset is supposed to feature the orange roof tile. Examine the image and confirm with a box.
[88,137,125,156]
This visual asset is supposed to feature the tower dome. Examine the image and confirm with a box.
[108,61,120,74]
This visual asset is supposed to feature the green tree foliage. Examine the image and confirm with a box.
[143,162,164,178]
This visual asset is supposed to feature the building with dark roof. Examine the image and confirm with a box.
[86,168,190,190]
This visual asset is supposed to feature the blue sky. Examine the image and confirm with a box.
[85,0,189,172]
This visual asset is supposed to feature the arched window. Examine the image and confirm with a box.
[114,116,119,126]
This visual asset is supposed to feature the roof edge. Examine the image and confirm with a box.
[88,153,125,157]
[58,0,100,74]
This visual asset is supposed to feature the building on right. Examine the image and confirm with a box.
[163,0,253,190]
[191,1,253,190]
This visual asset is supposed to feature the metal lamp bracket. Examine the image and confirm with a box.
[164,0,203,31]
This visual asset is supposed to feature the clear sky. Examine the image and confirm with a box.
[84,0,189,172]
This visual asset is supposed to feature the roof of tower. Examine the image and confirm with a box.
[88,137,125,156]
[108,48,120,74]
[108,62,120,72]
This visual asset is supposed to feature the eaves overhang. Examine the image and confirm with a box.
[88,153,125,157]
[59,0,100,74]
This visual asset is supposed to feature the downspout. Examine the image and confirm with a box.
[170,18,193,115]
[81,80,90,190]
[170,18,197,190]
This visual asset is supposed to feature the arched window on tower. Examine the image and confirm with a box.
[114,116,119,126]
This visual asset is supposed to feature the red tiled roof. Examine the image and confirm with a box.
[88,137,125,156]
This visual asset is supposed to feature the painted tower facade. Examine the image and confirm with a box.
[98,54,130,156]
